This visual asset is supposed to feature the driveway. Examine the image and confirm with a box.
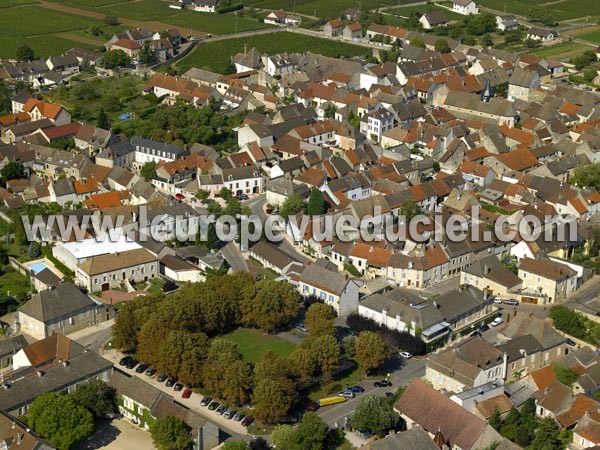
[75,418,155,450]
[103,349,249,441]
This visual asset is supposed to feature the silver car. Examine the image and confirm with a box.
[224,408,236,419]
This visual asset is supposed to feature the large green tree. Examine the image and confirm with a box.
[26,393,94,450]
[16,45,34,62]
[252,352,295,423]
[349,395,401,437]
[307,188,325,216]
[355,331,391,374]
[242,280,299,332]
[140,161,158,181]
[71,379,116,418]
[150,415,193,450]
[280,194,304,219]
[156,330,209,384]
[222,442,251,450]
[1,161,25,181]
[304,303,335,337]
[271,413,328,450]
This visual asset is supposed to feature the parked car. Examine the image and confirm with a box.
[348,385,364,393]
[182,389,192,399]
[119,356,132,366]
[166,379,176,388]
[208,401,220,411]
[479,324,490,333]
[399,351,412,359]
[491,317,504,327]
[295,323,307,332]
[233,412,245,421]
[493,297,503,304]
[136,364,149,374]
[306,402,320,412]
[270,209,280,216]
[503,299,519,306]
[566,338,577,347]
[470,330,482,337]
[224,408,236,419]
[241,416,254,427]
[374,380,392,388]
[125,359,139,370]
[282,413,301,424]
[174,383,184,392]
[103,412,121,420]
[216,405,227,416]
[338,390,355,399]
[145,367,157,377]
[200,397,212,407]
[156,374,167,383]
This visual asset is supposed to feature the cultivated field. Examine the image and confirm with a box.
[386,4,463,20]
[476,0,600,22]
[174,31,371,73]
[166,11,273,35]
[528,41,593,59]
[564,25,600,44]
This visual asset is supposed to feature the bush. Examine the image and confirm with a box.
[104,15,118,26]
[163,280,178,292]
[217,3,243,13]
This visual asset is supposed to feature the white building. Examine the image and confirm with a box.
[452,0,479,15]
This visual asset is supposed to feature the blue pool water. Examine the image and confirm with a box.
[29,262,48,274]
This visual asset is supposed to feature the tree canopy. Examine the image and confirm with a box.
[141,161,158,181]
[307,188,326,216]
[355,331,391,374]
[16,45,34,62]
[26,392,94,450]
[71,379,116,418]
[150,415,193,450]
[349,395,402,437]
[1,161,25,181]
[280,193,304,218]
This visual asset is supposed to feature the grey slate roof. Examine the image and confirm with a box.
[0,335,28,359]
[19,283,96,324]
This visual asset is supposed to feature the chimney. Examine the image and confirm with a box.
[484,263,489,274]
[17,432,23,445]
[502,352,508,379]
[36,371,43,377]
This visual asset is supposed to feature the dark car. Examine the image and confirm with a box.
[174,383,184,392]
[241,416,254,427]
[119,356,132,366]
[156,374,167,383]
[282,413,301,424]
[306,402,320,412]
[374,380,392,388]
[348,385,365,393]
[182,389,192,399]
[200,397,212,407]
[470,330,481,338]
[145,368,157,377]
[125,359,139,370]
[216,405,227,416]
[208,401,220,411]
[166,379,176,388]
[566,338,577,347]
[233,412,245,421]
[135,364,149,374]
[479,324,490,333]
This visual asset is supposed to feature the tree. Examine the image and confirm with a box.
[140,161,158,181]
[280,193,304,219]
[196,189,209,200]
[529,417,563,450]
[584,67,597,83]
[101,50,131,69]
[221,359,253,405]
[553,365,579,386]
[249,437,269,450]
[410,35,425,48]
[489,409,502,430]
[202,339,250,401]
[271,424,299,450]
[323,103,336,118]
[72,379,116,418]
[26,393,94,450]
[139,42,155,65]
[104,15,119,26]
[16,45,34,62]
[355,331,391,374]
[349,395,402,436]
[157,330,209,384]
[242,280,299,332]
[434,38,450,54]
[252,377,295,423]
[271,413,328,450]
[97,107,109,129]
[301,334,340,381]
[219,187,233,201]
[28,241,41,258]
[222,442,250,450]
[150,415,192,450]
[304,303,335,337]
[307,188,325,216]
[399,200,421,222]
[1,161,25,180]
[481,34,494,47]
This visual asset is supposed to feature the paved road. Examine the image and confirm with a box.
[221,241,249,272]
[245,194,309,264]
[68,319,114,354]
[104,349,250,442]
[561,276,600,314]
[317,356,426,427]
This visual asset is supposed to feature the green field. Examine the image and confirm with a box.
[476,0,600,22]
[165,11,273,34]
[0,0,40,7]
[175,31,370,73]
[565,25,600,43]
[528,41,593,59]
[223,328,297,364]
[245,0,418,19]
[0,5,104,58]
[386,4,462,20]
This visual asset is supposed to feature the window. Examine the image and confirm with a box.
[69,317,74,325]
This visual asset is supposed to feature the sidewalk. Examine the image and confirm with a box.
[67,319,114,342]
[103,349,248,439]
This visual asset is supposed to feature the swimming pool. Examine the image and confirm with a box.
[29,262,48,274]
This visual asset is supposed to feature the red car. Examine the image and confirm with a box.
[306,402,320,412]
[182,388,192,399]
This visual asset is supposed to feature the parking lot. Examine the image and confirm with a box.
[103,349,249,439]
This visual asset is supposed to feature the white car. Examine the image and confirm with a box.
[493,297,503,304]
[399,351,412,359]
[491,317,504,327]
[338,390,355,399]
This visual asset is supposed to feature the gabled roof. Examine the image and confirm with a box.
[19,283,96,324]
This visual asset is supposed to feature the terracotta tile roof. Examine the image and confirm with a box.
[475,394,513,419]
[569,197,588,214]
[84,190,131,210]
[350,243,392,268]
[557,395,600,428]
[574,409,600,443]
[519,257,576,280]
[73,178,99,195]
[530,364,555,391]
[459,161,491,177]
[327,18,343,28]
[295,167,327,186]
[328,72,351,83]
[23,98,63,119]
[346,21,362,32]
[112,38,142,50]
[499,124,535,146]
[42,122,82,140]
[0,111,30,126]
[559,101,580,115]
[465,147,491,162]
[493,149,538,171]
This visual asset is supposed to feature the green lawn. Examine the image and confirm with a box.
[223,328,297,364]
[385,4,463,20]
[165,11,272,35]
[528,41,593,60]
[0,266,31,303]
[307,364,360,401]
[175,31,370,74]
[0,0,40,7]
[565,25,600,43]
[59,0,183,20]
